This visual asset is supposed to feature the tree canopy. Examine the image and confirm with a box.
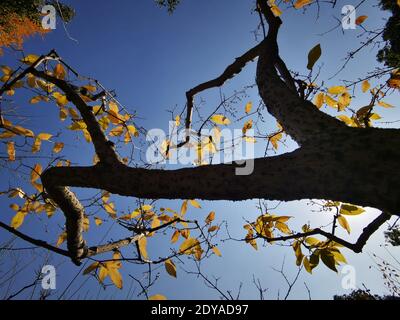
[0,0,399,300]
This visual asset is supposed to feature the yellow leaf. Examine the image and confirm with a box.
[149,294,167,300]
[305,237,321,247]
[59,107,68,121]
[52,92,68,107]
[12,125,34,137]
[165,259,177,278]
[138,236,148,259]
[83,262,99,275]
[53,142,64,153]
[179,237,199,254]
[205,211,215,224]
[56,231,67,247]
[107,266,123,289]
[361,80,370,93]
[11,211,26,229]
[320,250,338,272]
[104,202,117,219]
[54,63,66,80]
[31,164,42,183]
[270,132,282,150]
[171,230,180,244]
[175,115,180,126]
[324,95,338,108]
[1,65,12,75]
[245,101,252,113]
[328,86,347,95]
[21,54,39,65]
[340,204,365,215]
[294,0,313,9]
[270,4,282,17]
[94,216,103,226]
[337,115,356,127]
[307,43,321,70]
[242,119,253,135]
[37,133,52,141]
[208,225,219,233]
[31,137,42,154]
[212,246,222,257]
[189,199,201,209]
[314,92,325,109]
[378,101,394,108]
[275,221,291,234]
[98,266,108,283]
[355,15,368,25]
[210,114,231,125]
[29,96,44,104]
[7,141,15,161]
[338,92,351,111]
[10,203,19,211]
[127,124,139,137]
[303,256,312,274]
[337,215,350,234]
[180,200,188,216]
[27,74,37,88]
[83,215,90,232]
[109,126,124,137]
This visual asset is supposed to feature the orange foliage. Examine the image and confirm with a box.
[0,13,48,55]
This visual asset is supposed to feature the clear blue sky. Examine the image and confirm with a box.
[0,0,399,300]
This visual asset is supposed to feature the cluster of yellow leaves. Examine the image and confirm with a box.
[334,82,395,128]
[244,213,292,251]
[83,251,123,289]
[9,186,56,229]
[314,85,351,111]
[268,122,284,150]
[298,233,347,273]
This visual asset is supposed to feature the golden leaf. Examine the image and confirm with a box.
[149,294,167,300]
[54,63,66,80]
[294,0,313,9]
[21,54,39,65]
[7,141,15,161]
[165,259,177,278]
[327,86,347,95]
[337,215,350,234]
[56,231,67,247]
[31,163,42,182]
[361,80,370,93]
[314,92,325,109]
[205,211,215,224]
[189,199,201,209]
[138,236,148,259]
[171,230,180,244]
[94,216,103,226]
[355,15,368,25]
[212,246,222,257]
[210,114,231,125]
[245,101,252,113]
[11,211,26,229]
[180,200,188,216]
[53,142,64,153]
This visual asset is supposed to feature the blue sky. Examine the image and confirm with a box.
[0,0,399,300]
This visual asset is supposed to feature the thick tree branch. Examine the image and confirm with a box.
[29,69,119,165]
